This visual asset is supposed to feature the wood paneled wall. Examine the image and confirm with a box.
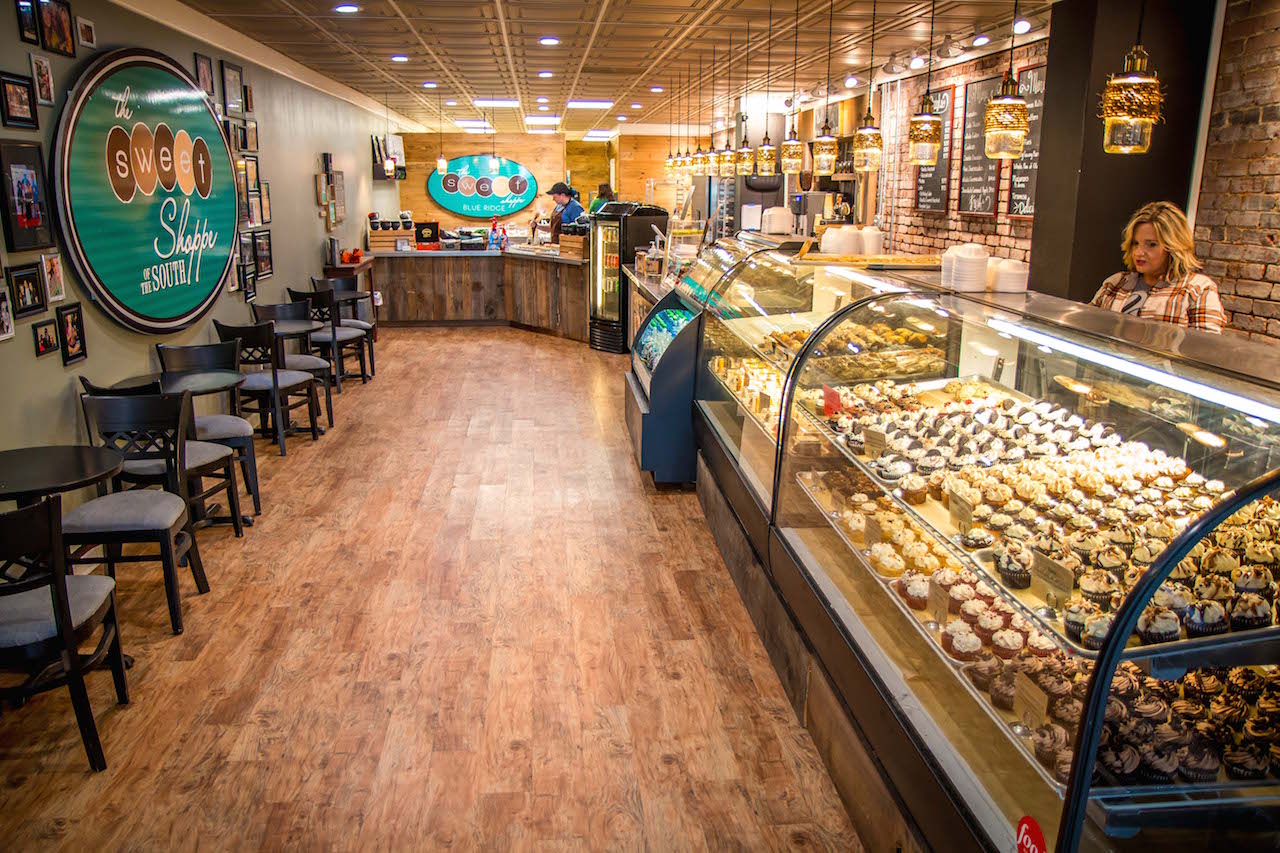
[565,141,611,205]
[615,135,683,213]
[399,133,567,230]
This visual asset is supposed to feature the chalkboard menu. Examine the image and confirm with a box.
[1009,64,1047,218]
[914,86,954,212]
[959,76,1004,216]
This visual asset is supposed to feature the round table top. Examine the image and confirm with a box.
[0,445,124,503]
[332,291,372,304]
[115,369,245,396]
[272,319,323,336]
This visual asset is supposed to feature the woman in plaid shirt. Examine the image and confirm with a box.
[1090,201,1225,333]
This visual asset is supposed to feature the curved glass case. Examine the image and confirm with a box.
[772,289,1280,850]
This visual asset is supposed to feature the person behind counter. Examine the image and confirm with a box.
[589,183,615,214]
[1091,201,1225,333]
[546,181,584,244]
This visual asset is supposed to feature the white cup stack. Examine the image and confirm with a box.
[992,258,1030,292]
[950,243,990,292]
[862,225,884,256]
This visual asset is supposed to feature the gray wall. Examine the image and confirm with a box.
[0,0,400,452]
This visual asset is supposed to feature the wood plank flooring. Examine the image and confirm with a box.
[0,328,860,851]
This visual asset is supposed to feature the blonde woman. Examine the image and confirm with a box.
[1090,201,1225,333]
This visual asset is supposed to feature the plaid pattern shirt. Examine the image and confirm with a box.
[1091,272,1226,333]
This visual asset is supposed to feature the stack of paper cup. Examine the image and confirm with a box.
[941,245,961,288]
[992,258,1030,292]
[951,243,989,292]
[862,226,883,256]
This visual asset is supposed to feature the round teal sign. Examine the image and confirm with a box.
[428,156,538,219]
[54,49,238,333]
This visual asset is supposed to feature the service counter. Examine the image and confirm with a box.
[374,249,589,342]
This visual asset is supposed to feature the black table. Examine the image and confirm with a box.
[332,291,372,305]
[113,369,245,397]
[271,319,323,339]
[0,445,124,506]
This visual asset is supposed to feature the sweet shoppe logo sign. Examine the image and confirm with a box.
[427,155,538,219]
[54,49,237,333]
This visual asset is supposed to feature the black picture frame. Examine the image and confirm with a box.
[243,84,254,113]
[0,72,39,130]
[194,52,215,98]
[55,302,85,364]
[243,154,259,192]
[221,60,243,117]
[37,0,75,58]
[7,261,45,318]
[244,119,258,151]
[32,317,57,356]
[0,140,55,252]
[15,0,39,45]
[260,181,271,224]
[253,230,272,280]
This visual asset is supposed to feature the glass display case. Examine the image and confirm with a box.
[770,288,1280,850]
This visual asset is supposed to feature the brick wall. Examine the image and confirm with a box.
[1194,0,1280,338]
[883,40,1048,261]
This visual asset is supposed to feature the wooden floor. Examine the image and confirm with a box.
[0,328,860,851]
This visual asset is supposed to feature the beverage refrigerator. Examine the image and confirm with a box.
[588,201,669,353]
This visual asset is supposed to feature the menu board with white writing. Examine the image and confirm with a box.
[959,76,1004,216]
[914,86,955,213]
[1009,64,1047,219]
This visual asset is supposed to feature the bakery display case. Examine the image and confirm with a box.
[770,289,1280,850]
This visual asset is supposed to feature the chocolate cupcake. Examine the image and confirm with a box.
[1137,604,1182,645]
[964,653,1003,691]
[1231,592,1273,631]
[1052,697,1084,731]
[991,673,1017,710]
[1037,674,1074,705]
[1098,745,1141,784]
[1082,611,1115,651]
[1151,722,1192,754]
[1132,695,1171,725]
[1053,750,1077,785]
[1139,745,1180,784]
[1224,744,1270,780]
[1104,697,1130,727]
[1242,716,1279,747]
[1257,693,1280,720]
[1182,670,1226,702]
[1118,717,1156,747]
[1110,669,1142,701]
[1063,598,1099,642]
[1142,676,1179,703]
[1227,667,1266,703]
[1079,570,1120,610]
[1184,599,1230,639]
[1033,723,1072,767]
[1177,740,1222,783]
[1170,698,1208,726]
[1210,693,1250,730]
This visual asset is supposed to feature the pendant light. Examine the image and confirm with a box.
[382,92,396,178]
[708,46,722,177]
[907,1,942,166]
[717,33,737,176]
[755,2,777,176]
[435,90,448,174]
[1100,0,1163,154]
[852,0,883,173]
[984,0,1030,159]
[780,0,804,175]
[736,22,756,176]
[811,0,838,177]
[692,54,710,176]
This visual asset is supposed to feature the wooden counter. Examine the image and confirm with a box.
[375,250,589,342]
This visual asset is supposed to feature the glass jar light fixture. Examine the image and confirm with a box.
[812,120,838,176]
[1101,44,1163,154]
[692,144,709,176]
[780,128,804,175]
[852,108,882,173]
[908,95,942,166]
[756,132,777,176]
[984,72,1029,159]
[736,133,756,176]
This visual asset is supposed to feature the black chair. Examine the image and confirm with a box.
[0,496,128,771]
[155,341,262,516]
[214,320,320,456]
[80,378,244,539]
[68,392,208,635]
[312,275,376,376]
[289,287,368,393]
[252,301,334,427]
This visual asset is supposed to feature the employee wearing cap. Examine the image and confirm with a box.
[546,181,584,244]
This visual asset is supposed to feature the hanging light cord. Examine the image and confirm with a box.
[867,0,877,119]
[925,0,936,95]
[743,21,751,139]
[1009,0,1019,76]
[1136,0,1146,44]
[824,0,834,127]
[728,32,734,139]
[766,1,773,102]
[791,0,799,133]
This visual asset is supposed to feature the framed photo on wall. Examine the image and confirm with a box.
[55,302,86,365]
[244,119,258,151]
[247,192,262,227]
[7,261,45,319]
[15,0,39,45]
[1,72,39,129]
[40,251,64,302]
[0,284,13,341]
[221,60,244,117]
[29,54,54,106]
[37,0,75,58]
[194,53,215,98]
[0,140,55,252]
[32,318,56,356]
[240,264,256,302]
[253,231,272,279]
[243,84,254,113]
[75,16,95,49]
[243,155,259,191]
[260,182,271,223]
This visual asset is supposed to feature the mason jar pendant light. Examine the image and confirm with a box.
[718,33,737,175]
[908,0,942,166]
[1100,0,1163,154]
[735,22,757,176]
[435,90,448,174]
[692,55,710,176]
[755,3,777,177]
[810,0,839,177]
[852,0,882,173]
[780,0,804,175]
[984,0,1030,159]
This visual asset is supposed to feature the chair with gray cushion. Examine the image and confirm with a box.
[289,287,368,393]
[80,378,244,539]
[252,301,333,427]
[214,319,319,456]
[0,496,128,771]
[313,275,376,376]
[68,392,208,635]
[155,340,261,515]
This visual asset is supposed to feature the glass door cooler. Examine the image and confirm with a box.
[589,202,669,353]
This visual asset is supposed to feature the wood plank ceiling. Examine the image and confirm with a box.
[185,0,1055,136]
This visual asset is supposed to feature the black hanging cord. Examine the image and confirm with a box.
[1009,0,1019,76]
[824,0,834,127]
[925,0,936,95]
[1136,0,1146,44]
[791,0,800,133]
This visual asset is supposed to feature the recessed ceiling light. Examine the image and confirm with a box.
[536,96,549,103]
[539,36,559,46]
[422,81,437,88]
[473,99,520,108]
[445,99,457,106]
[630,102,642,109]
[538,70,553,78]
[391,54,409,62]
[567,100,614,109]
[650,86,663,93]
[844,75,858,88]
[616,115,627,121]
[334,4,359,12]
[972,31,990,47]
[1013,17,1032,34]
[715,118,725,130]
[538,105,550,111]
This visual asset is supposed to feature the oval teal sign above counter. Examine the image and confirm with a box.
[427,156,538,219]
[53,49,239,334]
